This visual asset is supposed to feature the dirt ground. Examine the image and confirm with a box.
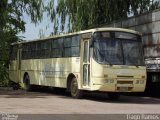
[0,88,160,114]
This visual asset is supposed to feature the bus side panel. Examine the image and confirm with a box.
[9,60,19,83]
[20,57,80,88]
[71,57,81,88]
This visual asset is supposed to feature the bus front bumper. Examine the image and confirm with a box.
[92,83,146,92]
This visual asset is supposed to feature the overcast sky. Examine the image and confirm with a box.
[18,0,57,41]
[18,13,53,41]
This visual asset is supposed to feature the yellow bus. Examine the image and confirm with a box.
[9,28,146,99]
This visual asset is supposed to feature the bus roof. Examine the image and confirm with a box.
[11,27,141,45]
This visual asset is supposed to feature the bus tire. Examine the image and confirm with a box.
[70,78,83,99]
[107,93,120,100]
[24,75,32,91]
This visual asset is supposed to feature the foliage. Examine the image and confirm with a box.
[0,0,46,87]
[0,0,45,61]
[0,0,160,87]
[0,62,8,86]
[53,0,160,33]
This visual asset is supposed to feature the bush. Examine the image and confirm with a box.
[0,62,20,89]
[0,62,8,86]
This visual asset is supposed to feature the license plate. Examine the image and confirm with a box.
[119,87,128,91]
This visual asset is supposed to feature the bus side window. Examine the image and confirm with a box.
[36,42,41,58]
[51,38,63,58]
[44,40,51,58]
[10,45,17,60]
[64,35,80,57]
[71,35,80,57]
[64,37,72,57]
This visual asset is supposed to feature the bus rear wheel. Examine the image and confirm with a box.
[24,75,32,91]
[70,78,83,99]
[107,93,120,100]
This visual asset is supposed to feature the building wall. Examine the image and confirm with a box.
[102,9,160,59]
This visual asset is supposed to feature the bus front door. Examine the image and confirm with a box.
[81,39,90,87]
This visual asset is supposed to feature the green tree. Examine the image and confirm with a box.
[0,0,45,60]
[54,0,160,33]
[0,0,51,86]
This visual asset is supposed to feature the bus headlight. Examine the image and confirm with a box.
[106,79,114,84]
[136,80,144,84]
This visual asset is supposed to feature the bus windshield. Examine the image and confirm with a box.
[93,31,145,66]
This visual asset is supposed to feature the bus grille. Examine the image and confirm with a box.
[117,75,134,78]
[117,81,133,84]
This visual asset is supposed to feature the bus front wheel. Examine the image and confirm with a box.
[70,78,83,99]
